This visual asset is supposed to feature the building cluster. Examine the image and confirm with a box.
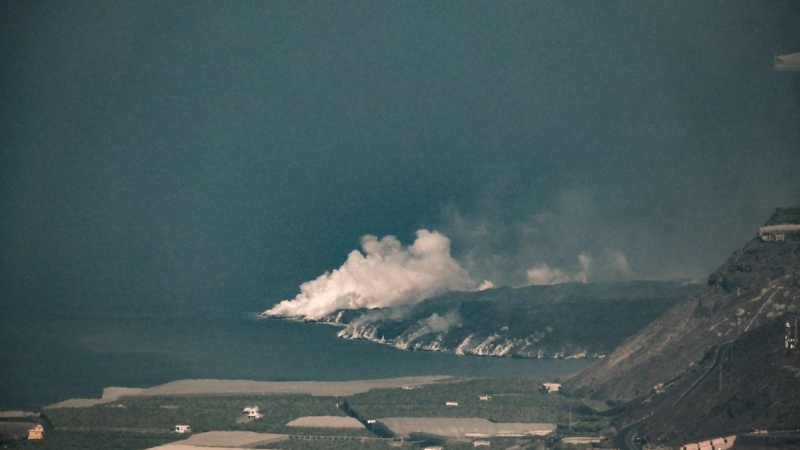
[758,224,800,242]
[173,404,263,435]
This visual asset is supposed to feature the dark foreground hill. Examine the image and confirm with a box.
[563,207,800,446]
[322,280,696,359]
[567,207,800,400]
[610,320,800,447]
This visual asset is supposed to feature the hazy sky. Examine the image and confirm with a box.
[2,1,799,314]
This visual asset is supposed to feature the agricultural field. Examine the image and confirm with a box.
[148,430,287,447]
[4,378,613,449]
[251,437,407,450]
[347,377,607,429]
[4,430,180,450]
[43,394,370,437]
[286,416,364,428]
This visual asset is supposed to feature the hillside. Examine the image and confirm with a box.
[566,207,800,400]
[611,320,800,447]
[321,281,696,359]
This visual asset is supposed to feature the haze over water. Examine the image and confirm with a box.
[0,307,590,410]
[1,2,797,410]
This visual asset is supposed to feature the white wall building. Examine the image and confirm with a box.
[27,424,44,440]
[243,405,263,419]
[542,382,561,393]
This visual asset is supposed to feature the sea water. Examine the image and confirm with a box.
[0,308,591,410]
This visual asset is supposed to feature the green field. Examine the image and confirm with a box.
[5,378,613,449]
[349,378,583,423]
[43,394,369,436]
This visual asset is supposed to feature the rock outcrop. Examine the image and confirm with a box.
[566,207,800,401]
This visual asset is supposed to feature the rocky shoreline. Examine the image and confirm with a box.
[335,322,601,359]
[264,280,697,360]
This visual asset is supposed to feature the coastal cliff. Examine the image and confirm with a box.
[567,207,800,400]
[318,281,696,359]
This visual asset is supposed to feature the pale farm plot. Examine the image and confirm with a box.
[144,431,287,449]
[46,376,452,408]
[286,416,365,428]
[378,417,555,438]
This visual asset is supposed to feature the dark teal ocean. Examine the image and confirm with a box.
[0,307,591,410]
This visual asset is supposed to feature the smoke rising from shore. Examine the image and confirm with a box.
[526,252,592,285]
[404,310,463,343]
[525,251,630,285]
[264,230,475,320]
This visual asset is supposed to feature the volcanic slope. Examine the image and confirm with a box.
[611,320,800,446]
[328,280,695,359]
[566,207,800,402]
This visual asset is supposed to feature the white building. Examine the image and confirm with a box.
[758,224,800,241]
[243,406,263,419]
[27,424,44,440]
[542,382,561,393]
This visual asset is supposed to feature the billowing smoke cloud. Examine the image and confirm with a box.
[264,230,475,319]
[526,263,571,285]
[403,310,463,343]
[475,279,495,291]
[440,190,649,286]
[439,191,632,287]
[607,250,632,278]
[345,305,411,330]
[525,253,591,285]
[574,252,593,283]
[525,250,631,285]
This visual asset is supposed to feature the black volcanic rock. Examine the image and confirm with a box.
[764,206,800,226]
[610,320,800,447]
[325,281,696,359]
[707,237,800,295]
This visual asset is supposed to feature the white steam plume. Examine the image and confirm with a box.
[608,250,632,277]
[525,250,635,285]
[525,264,571,285]
[526,252,593,285]
[404,311,462,342]
[264,230,475,320]
[475,279,495,291]
[574,252,593,283]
